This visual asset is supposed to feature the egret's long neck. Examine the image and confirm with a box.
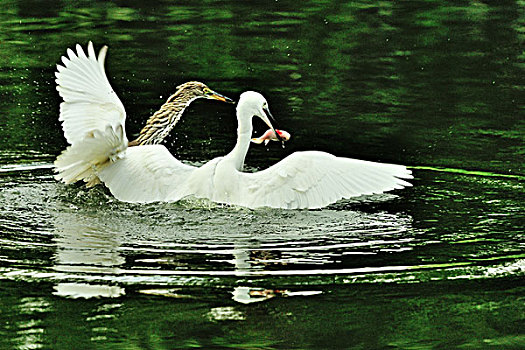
[129,92,197,146]
[225,107,253,171]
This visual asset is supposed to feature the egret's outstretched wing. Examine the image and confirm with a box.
[98,145,196,203]
[235,151,413,209]
[56,41,126,145]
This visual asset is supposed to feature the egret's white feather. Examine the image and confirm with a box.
[98,145,196,203]
[232,151,412,209]
[54,124,127,187]
[54,42,128,186]
[55,41,126,145]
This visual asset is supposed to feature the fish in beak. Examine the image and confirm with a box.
[251,129,291,145]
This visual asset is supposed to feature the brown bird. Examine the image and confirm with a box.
[129,81,233,146]
[54,42,233,187]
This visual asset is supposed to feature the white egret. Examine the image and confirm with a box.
[54,42,233,187]
[92,92,412,209]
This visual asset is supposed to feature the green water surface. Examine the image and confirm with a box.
[0,1,523,349]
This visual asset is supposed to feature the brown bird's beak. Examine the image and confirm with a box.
[205,89,235,104]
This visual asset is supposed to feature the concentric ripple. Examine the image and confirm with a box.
[1,165,523,300]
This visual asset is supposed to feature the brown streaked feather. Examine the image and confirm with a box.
[128,81,209,146]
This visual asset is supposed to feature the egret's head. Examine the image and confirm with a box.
[238,92,280,140]
[173,81,234,103]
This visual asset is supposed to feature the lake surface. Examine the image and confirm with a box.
[1,1,524,349]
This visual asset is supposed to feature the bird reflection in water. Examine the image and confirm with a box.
[52,213,125,299]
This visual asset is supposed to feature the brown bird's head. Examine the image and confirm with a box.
[170,81,235,104]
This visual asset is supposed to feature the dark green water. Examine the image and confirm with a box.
[1,1,524,349]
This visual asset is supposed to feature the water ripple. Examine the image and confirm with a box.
[0,169,523,300]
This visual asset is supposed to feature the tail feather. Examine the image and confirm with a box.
[54,125,127,186]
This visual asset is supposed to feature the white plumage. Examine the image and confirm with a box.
[170,92,412,209]
[54,43,413,209]
[98,143,195,203]
[233,151,411,209]
[56,43,126,145]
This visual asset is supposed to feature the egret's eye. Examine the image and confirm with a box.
[203,88,212,95]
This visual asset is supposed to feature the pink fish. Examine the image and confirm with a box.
[251,129,291,145]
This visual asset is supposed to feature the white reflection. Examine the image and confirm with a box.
[52,212,125,299]
[207,306,246,321]
[12,297,51,349]
[53,283,124,299]
[228,209,414,303]
[232,286,323,304]
[231,248,324,304]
